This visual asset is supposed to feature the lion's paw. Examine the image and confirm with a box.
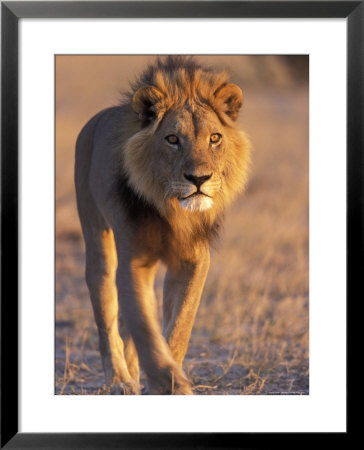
[146,366,193,395]
[108,380,140,395]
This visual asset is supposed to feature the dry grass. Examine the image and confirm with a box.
[55,56,308,395]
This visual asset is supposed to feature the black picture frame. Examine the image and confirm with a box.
[1,1,359,448]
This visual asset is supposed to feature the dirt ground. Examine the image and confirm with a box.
[55,55,309,395]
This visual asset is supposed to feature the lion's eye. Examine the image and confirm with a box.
[166,135,179,145]
[210,133,222,144]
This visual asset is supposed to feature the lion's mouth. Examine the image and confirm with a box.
[178,192,214,212]
[180,191,211,200]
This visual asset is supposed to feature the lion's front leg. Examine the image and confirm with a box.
[115,248,192,395]
[163,247,210,367]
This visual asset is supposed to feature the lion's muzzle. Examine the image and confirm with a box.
[183,173,212,189]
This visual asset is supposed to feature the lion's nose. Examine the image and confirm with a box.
[184,173,212,189]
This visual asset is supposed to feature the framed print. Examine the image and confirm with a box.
[1,1,360,447]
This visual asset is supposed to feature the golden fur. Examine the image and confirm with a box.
[75,57,250,394]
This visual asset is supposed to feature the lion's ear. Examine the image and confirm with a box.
[132,85,165,126]
[214,83,243,121]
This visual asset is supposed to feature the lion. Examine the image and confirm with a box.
[75,56,250,394]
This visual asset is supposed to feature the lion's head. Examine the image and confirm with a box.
[121,57,250,222]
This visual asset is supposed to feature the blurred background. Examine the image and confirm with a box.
[56,55,309,394]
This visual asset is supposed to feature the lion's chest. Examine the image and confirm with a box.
[131,213,209,267]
